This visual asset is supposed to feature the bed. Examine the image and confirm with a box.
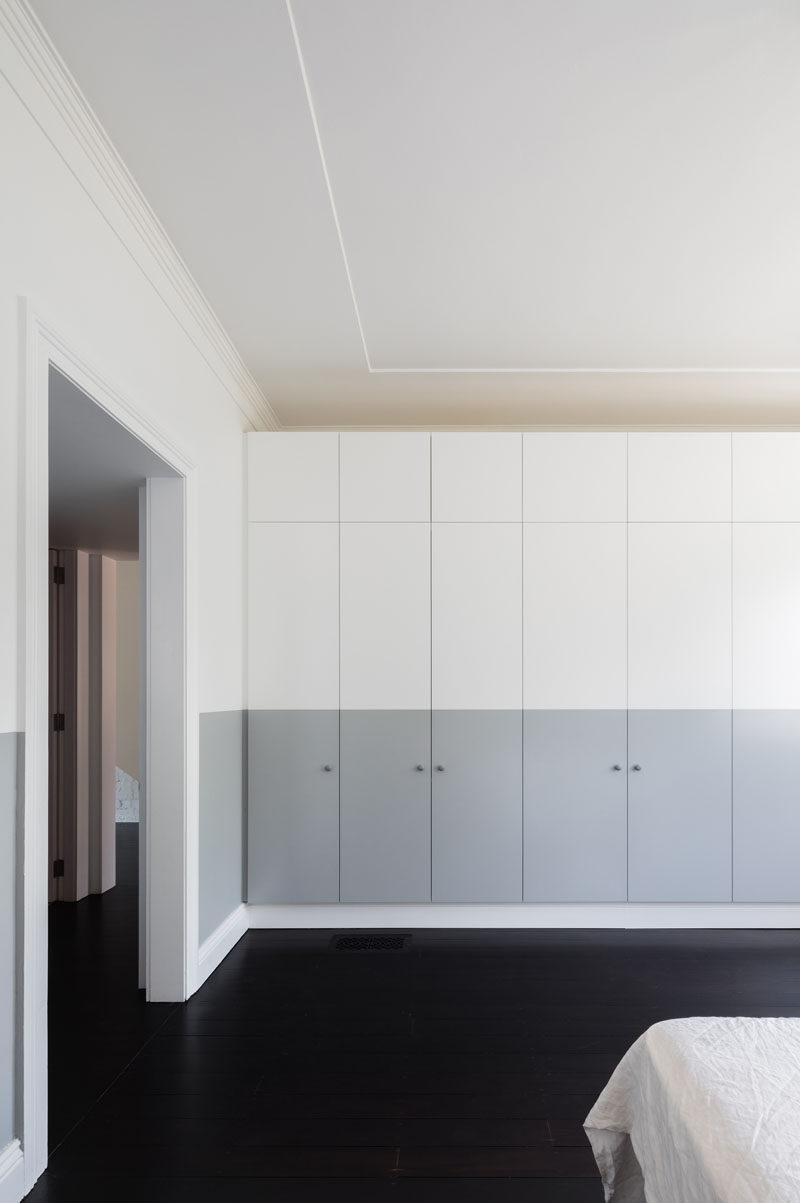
[584,1016,800,1203]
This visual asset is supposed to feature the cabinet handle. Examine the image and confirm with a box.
[323,764,334,772]
[612,764,622,772]
[415,764,425,772]
[631,764,642,772]
[435,765,445,772]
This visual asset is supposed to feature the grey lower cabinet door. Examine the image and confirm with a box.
[524,711,627,902]
[247,710,339,903]
[628,710,732,902]
[734,711,800,901]
[340,711,431,902]
[431,711,522,902]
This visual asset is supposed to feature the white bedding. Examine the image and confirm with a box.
[584,1017,800,1203]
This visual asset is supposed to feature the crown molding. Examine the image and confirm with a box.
[0,0,281,432]
[283,423,800,433]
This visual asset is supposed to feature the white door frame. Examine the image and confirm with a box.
[19,299,200,1191]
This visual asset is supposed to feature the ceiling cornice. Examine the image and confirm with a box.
[0,0,281,431]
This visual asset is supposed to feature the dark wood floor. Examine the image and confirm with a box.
[28,829,800,1201]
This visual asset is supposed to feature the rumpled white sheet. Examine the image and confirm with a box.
[584,1017,800,1203]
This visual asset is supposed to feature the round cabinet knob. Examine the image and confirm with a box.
[435,765,445,772]
[415,764,425,772]
[631,764,642,772]
[612,764,622,772]
[323,764,334,772]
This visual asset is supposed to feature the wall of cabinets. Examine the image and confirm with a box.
[247,431,800,907]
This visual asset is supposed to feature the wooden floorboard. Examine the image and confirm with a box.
[26,824,800,1200]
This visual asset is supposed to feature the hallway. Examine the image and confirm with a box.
[45,825,176,1153]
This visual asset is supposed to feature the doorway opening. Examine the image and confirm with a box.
[46,366,183,1149]
[20,304,199,1189]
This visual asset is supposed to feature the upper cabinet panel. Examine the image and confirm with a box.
[628,433,731,521]
[248,433,338,521]
[733,434,800,520]
[340,523,430,711]
[524,434,627,522]
[248,523,339,710]
[432,434,521,521]
[433,523,522,710]
[524,523,627,710]
[340,432,430,521]
[733,524,800,709]
[628,523,731,709]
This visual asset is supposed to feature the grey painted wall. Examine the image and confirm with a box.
[199,712,244,943]
[0,732,21,1148]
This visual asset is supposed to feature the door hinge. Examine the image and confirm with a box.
[53,859,64,879]
[53,713,65,732]
[53,565,65,584]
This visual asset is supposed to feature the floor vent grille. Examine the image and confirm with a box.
[332,934,411,953]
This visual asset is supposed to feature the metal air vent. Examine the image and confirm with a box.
[331,933,411,952]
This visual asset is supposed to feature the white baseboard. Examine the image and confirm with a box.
[0,1142,24,1203]
[197,903,248,987]
[246,902,800,930]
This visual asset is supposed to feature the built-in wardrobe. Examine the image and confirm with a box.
[246,432,800,907]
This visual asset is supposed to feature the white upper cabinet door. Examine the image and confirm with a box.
[628,434,731,521]
[628,524,731,709]
[733,524,800,708]
[248,523,339,710]
[432,434,521,521]
[340,432,430,521]
[433,524,522,710]
[248,432,338,521]
[523,434,627,522]
[340,523,430,711]
[524,524,627,710]
[733,434,800,520]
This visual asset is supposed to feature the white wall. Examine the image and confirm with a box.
[115,560,139,781]
[0,50,261,727]
[0,0,274,1167]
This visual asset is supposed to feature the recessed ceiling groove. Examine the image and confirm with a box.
[29,0,800,412]
[285,1,800,380]
[286,0,372,372]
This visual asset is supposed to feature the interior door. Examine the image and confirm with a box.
[49,549,62,904]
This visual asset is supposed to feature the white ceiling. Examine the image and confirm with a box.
[49,367,178,558]
[30,0,800,426]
